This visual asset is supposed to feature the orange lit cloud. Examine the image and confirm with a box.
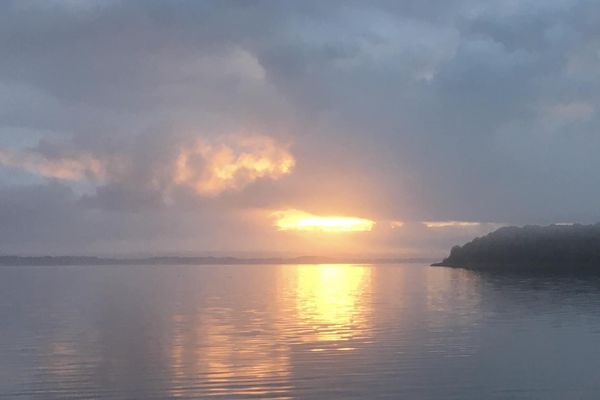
[175,135,294,196]
[273,209,375,232]
[0,134,294,200]
[0,148,106,181]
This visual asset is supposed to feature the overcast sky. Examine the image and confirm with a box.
[1,0,600,256]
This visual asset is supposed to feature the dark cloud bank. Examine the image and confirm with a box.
[1,0,600,255]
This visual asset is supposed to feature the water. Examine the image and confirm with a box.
[2,263,600,399]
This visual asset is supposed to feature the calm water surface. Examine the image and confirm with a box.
[2,263,600,399]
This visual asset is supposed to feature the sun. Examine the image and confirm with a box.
[273,209,374,233]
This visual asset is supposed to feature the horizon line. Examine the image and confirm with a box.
[0,254,439,267]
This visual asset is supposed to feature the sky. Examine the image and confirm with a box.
[1,0,600,256]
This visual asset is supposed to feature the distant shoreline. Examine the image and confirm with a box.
[0,255,436,267]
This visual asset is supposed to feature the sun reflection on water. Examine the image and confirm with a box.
[168,310,292,399]
[167,264,373,398]
[280,264,373,343]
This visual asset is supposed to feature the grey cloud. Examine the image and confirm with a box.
[2,0,600,254]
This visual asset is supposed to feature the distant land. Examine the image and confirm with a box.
[0,255,435,267]
[433,223,600,270]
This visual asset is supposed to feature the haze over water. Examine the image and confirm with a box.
[2,263,600,399]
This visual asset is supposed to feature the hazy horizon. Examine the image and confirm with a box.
[0,250,441,261]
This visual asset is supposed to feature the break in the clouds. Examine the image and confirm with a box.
[2,0,600,255]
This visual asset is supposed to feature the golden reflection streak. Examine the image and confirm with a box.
[167,264,372,397]
[280,264,373,342]
[168,310,292,399]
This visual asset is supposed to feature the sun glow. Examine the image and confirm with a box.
[273,209,374,232]
[287,264,372,342]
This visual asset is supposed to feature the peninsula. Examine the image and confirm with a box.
[432,223,600,270]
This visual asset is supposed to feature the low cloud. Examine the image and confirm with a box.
[423,221,482,228]
[389,221,405,229]
[543,102,595,128]
[0,147,106,181]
